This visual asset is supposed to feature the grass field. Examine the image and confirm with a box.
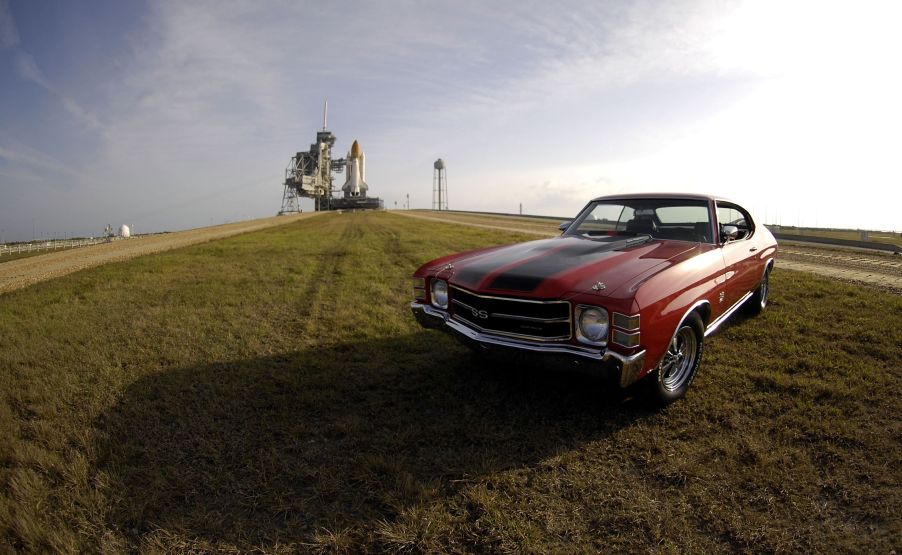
[1,212,899,552]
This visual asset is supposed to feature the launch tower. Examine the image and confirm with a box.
[279,102,383,213]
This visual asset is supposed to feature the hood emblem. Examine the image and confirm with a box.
[442,263,454,271]
[592,281,606,291]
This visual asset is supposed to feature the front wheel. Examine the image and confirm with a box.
[643,313,704,406]
[746,267,770,315]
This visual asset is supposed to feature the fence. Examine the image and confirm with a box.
[0,237,119,257]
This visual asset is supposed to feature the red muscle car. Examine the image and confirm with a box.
[411,193,777,405]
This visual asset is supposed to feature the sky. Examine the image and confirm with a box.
[0,0,900,242]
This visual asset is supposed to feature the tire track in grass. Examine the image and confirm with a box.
[291,215,359,344]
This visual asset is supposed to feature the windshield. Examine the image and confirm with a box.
[564,199,713,243]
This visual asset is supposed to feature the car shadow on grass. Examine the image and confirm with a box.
[96,331,653,548]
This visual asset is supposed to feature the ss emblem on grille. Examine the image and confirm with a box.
[471,308,489,319]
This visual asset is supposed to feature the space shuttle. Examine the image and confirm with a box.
[341,139,368,198]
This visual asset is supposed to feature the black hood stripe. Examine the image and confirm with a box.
[488,239,638,291]
[453,240,560,288]
[455,236,649,293]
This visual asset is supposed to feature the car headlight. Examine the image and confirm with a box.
[576,305,609,345]
[431,279,449,309]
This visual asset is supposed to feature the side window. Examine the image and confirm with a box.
[716,203,754,241]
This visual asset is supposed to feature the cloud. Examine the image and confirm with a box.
[0,0,18,49]
[3,0,898,238]
[3,5,103,131]
[14,53,51,88]
[14,53,104,130]
[0,143,83,180]
[404,2,742,123]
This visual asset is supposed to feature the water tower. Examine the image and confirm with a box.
[433,158,448,211]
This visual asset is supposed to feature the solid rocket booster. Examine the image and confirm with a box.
[341,139,368,198]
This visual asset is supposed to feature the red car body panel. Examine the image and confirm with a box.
[411,194,777,386]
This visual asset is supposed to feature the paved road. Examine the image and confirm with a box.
[0,213,317,295]
[396,211,902,294]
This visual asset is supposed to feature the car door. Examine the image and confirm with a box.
[716,201,760,308]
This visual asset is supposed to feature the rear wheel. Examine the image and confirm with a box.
[746,267,770,315]
[644,313,704,406]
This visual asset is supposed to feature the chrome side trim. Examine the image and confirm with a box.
[704,291,752,337]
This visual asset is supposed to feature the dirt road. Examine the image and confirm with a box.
[0,213,318,295]
[777,244,902,293]
[396,211,902,293]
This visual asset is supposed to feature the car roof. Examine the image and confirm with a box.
[590,192,738,204]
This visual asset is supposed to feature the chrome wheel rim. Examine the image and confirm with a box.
[660,327,698,391]
[760,272,769,308]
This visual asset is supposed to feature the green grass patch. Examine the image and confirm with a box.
[1,212,899,552]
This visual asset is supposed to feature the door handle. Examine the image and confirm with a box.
[749,247,758,252]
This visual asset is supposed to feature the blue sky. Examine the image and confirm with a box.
[1,0,899,242]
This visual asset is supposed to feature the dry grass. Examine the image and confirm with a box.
[0,247,78,263]
[0,212,899,553]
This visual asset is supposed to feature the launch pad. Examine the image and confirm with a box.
[279,103,384,213]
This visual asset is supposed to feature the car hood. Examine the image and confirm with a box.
[445,236,699,298]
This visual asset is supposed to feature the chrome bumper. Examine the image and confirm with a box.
[411,302,647,388]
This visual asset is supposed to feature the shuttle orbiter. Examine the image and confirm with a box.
[342,140,368,198]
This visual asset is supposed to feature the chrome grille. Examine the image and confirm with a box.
[449,285,571,341]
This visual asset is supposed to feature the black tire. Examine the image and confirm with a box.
[746,267,770,315]
[643,313,704,406]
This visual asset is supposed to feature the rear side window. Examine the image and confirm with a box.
[716,202,754,240]
[717,206,747,227]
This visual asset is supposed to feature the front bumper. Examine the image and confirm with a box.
[411,302,647,388]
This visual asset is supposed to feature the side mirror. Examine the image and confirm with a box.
[721,225,739,242]
[558,221,571,232]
